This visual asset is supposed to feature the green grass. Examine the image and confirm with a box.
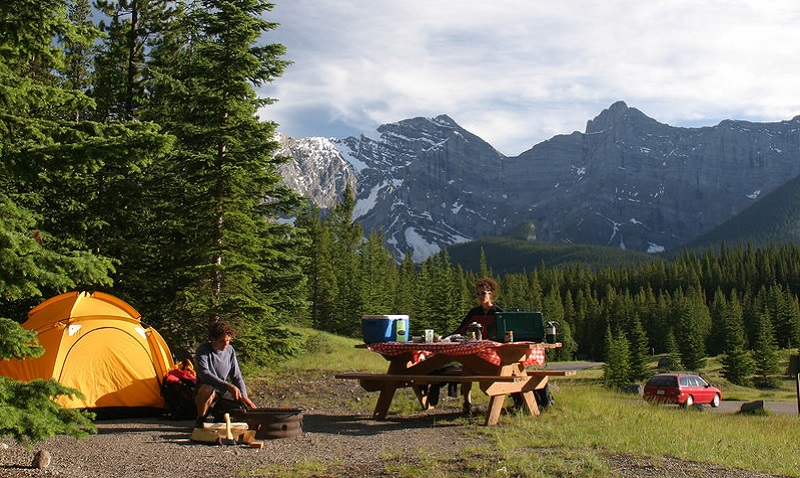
[282,329,386,373]
[492,382,800,476]
[245,328,800,477]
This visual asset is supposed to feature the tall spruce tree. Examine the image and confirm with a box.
[142,0,302,354]
[359,230,398,316]
[625,313,650,380]
[424,251,464,334]
[553,319,577,361]
[751,312,782,388]
[294,203,330,328]
[394,253,418,318]
[553,290,579,361]
[720,290,754,385]
[603,326,632,388]
[329,186,363,336]
[707,288,728,356]
[0,0,160,299]
[675,291,708,371]
[0,0,126,443]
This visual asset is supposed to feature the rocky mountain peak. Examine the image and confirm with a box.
[275,133,356,209]
[277,104,800,262]
[585,100,665,136]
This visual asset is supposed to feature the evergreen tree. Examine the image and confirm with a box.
[768,285,800,349]
[0,318,96,443]
[721,348,755,387]
[552,319,577,361]
[553,290,579,361]
[440,251,467,331]
[309,208,338,330]
[575,284,602,360]
[142,0,301,354]
[707,288,728,356]
[328,186,363,336]
[751,312,782,388]
[528,272,544,311]
[62,0,96,121]
[663,329,682,369]
[478,248,492,279]
[719,290,754,385]
[0,0,113,441]
[414,257,437,332]
[2,0,174,327]
[675,292,708,371]
[394,253,418,318]
[91,0,180,121]
[603,326,632,388]
[542,287,565,329]
[0,0,160,308]
[499,273,529,310]
[542,287,565,361]
[447,264,470,333]
[359,230,398,316]
[625,314,651,380]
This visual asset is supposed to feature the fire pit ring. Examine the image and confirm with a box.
[230,407,303,439]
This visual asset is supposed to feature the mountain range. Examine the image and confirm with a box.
[277,101,800,262]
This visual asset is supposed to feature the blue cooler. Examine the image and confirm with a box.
[362,315,409,343]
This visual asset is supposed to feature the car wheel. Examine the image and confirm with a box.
[711,394,720,408]
[683,395,694,408]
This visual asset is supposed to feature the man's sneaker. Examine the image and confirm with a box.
[193,416,207,429]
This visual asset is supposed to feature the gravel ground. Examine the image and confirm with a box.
[0,371,792,478]
[0,412,482,477]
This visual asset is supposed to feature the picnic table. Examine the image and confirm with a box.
[335,340,572,426]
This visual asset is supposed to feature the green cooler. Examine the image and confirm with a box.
[495,311,544,342]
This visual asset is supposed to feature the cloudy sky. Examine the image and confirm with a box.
[258,1,800,156]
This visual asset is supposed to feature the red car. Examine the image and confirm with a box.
[643,373,722,407]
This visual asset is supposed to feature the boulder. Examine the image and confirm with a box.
[622,384,643,395]
[657,356,676,370]
[740,400,766,414]
[32,450,51,469]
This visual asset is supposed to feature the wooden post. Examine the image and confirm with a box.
[795,373,800,416]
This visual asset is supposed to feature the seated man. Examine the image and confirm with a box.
[194,320,255,427]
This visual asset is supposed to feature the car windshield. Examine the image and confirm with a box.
[647,375,677,387]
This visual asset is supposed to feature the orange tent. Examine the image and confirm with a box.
[0,291,174,413]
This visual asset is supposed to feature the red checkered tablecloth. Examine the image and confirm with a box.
[367,340,546,367]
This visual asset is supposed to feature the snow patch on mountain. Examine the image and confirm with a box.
[404,228,441,262]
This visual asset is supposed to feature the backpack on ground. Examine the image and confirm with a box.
[162,360,198,420]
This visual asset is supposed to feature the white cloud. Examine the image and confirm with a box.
[259,0,800,155]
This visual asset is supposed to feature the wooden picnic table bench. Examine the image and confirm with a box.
[335,340,574,426]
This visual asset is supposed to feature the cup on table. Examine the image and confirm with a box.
[424,329,434,343]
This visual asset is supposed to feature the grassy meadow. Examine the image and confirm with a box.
[247,328,800,477]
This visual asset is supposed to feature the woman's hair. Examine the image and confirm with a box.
[208,320,236,340]
[475,278,498,293]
